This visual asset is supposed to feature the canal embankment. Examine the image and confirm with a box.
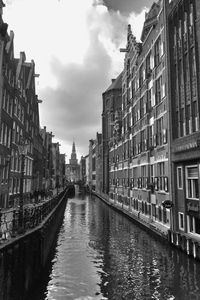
[93,191,200,261]
[0,186,74,300]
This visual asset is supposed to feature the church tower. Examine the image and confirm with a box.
[66,142,80,182]
[69,142,78,165]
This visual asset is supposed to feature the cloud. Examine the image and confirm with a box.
[103,0,154,15]
[39,4,130,157]
[4,0,147,159]
[40,3,147,158]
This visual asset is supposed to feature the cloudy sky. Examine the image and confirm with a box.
[3,0,154,160]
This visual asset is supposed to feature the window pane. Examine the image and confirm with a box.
[190,216,193,232]
[178,167,182,188]
[188,179,192,198]
[194,179,199,198]
[187,166,198,178]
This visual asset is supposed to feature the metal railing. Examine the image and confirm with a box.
[0,188,67,243]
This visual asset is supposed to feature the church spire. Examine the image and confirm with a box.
[69,141,78,165]
[72,141,76,153]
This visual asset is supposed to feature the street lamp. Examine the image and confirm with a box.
[17,138,29,233]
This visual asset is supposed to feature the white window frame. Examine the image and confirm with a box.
[178,212,184,230]
[177,166,183,189]
[185,165,199,200]
[187,215,195,234]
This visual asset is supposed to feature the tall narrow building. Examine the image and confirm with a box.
[65,142,80,182]
[168,0,200,236]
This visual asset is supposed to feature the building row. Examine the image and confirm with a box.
[81,0,200,245]
[0,2,66,208]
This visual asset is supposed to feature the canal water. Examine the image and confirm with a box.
[31,194,200,300]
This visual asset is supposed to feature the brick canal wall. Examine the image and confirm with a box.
[0,189,69,300]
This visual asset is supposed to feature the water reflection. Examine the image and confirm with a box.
[32,194,200,300]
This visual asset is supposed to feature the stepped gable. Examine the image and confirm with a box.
[140,1,161,42]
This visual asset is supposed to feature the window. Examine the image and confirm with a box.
[146,52,151,77]
[187,215,194,233]
[157,117,163,146]
[186,166,199,199]
[141,130,145,152]
[192,101,199,132]
[140,97,144,118]
[150,165,154,184]
[155,76,162,104]
[139,65,143,87]
[154,37,161,66]
[141,165,146,188]
[177,167,183,189]
[178,212,184,230]
[187,215,200,235]
[158,162,165,191]
[0,122,3,144]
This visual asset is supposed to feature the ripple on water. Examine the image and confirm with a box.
[38,195,200,300]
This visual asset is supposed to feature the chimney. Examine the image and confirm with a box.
[111,79,115,83]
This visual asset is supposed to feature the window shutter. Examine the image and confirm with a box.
[187,166,198,177]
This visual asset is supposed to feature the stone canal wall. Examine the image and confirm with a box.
[0,189,69,300]
[93,191,200,261]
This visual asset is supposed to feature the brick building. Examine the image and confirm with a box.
[0,4,12,207]
[0,2,65,207]
[40,127,54,190]
[102,73,122,194]
[80,156,86,183]
[168,0,200,235]
[108,1,171,234]
[88,133,103,193]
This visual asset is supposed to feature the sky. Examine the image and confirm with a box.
[3,0,154,160]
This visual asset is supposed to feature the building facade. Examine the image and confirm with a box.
[0,2,66,208]
[40,127,54,191]
[80,155,86,183]
[108,1,171,234]
[102,74,122,194]
[95,133,103,194]
[88,139,96,190]
[0,11,13,208]
[85,154,89,186]
[168,0,200,235]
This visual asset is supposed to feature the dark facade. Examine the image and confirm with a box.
[40,127,54,190]
[102,73,122,194]
[80,156,86,183]
[0,2,65,208]
[95,133,103,194]
[168,0,200,235]
[0,11,13,208]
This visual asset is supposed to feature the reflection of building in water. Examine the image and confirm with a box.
[65,142,80,182]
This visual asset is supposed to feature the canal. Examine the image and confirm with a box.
[30,193,200,300]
